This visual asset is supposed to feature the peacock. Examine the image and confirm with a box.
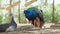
[0,16,17,32]
[24,7,44,28]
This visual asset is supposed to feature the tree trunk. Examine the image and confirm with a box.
[18,0,20,23]
[45,0,48,6]
[9,0,12,22]
[0,3,1,8]
[52,0,54,23]
[0,3,1,9]
[10,0,12,16]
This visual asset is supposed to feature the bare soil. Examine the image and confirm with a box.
[0,24,60,34]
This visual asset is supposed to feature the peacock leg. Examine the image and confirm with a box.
[32,20,34,26]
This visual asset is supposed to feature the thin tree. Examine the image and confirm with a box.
[18,0,20,23]
[45,0,48,6]
[52,0,54,23]
[0,0,2,8]
[9,0,12,22]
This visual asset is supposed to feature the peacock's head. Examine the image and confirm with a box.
[24,7,35,14]
[24,9,32,14]
[24,10,29,14]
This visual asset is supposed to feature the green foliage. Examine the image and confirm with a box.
[0,16,2,24]
[54,5,60,23]
[0,0,2,2]
[54,13,58,23]
[43,5,60,23]
[4,17,10,23]
[20,13,25,23]
[43,7,52,23]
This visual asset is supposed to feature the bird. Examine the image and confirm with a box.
[0,16,17,32]
[24,7,44,28]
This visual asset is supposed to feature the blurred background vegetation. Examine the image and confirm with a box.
[0,0,60,24]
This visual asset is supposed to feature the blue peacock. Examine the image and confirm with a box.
[24,7,44,28]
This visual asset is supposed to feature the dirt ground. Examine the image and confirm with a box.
[0,23,60,34]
